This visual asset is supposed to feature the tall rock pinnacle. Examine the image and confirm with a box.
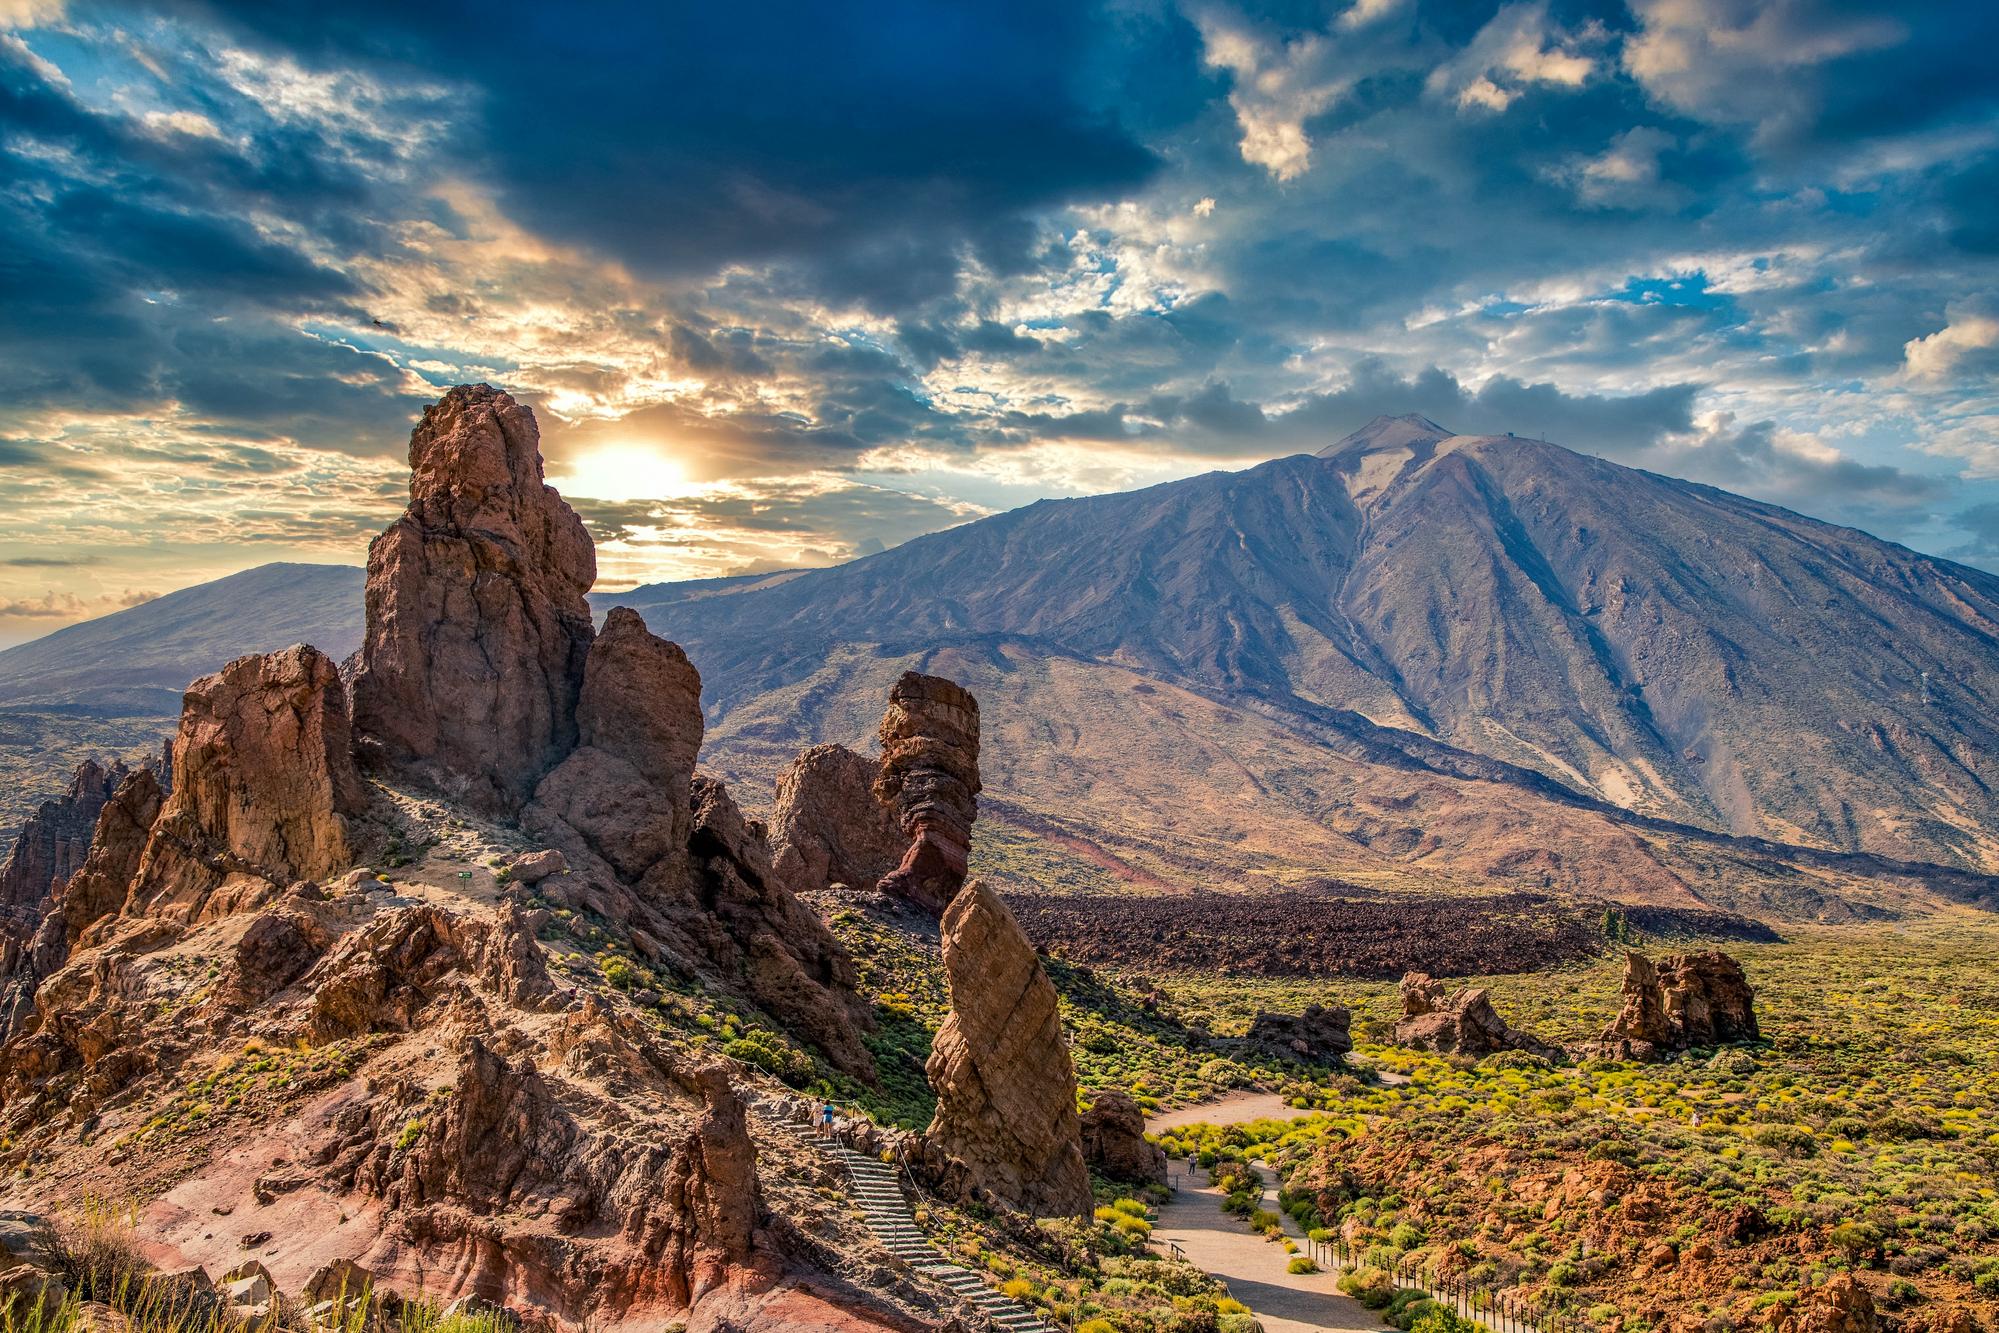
[350,385,597,813]
[874,672,981,915]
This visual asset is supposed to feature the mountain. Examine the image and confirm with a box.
[602,415,1999,914]
[0,562,365,712]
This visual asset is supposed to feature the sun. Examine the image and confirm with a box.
[550,442,692,502]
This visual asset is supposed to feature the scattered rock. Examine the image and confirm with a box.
[769,743,903,897]
[875,673,981,916]
[1393,977,1562,1061]
[926,879,1090,1218]
[1246,1004,1354,1065]
[1598,950,1758,1059]
[1079,1090,1166,1184]
[303,1258,375,1303]
[350,384,596,814]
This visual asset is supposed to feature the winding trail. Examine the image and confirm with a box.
[1146,1093,1383,1333]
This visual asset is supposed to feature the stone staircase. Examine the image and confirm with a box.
[779,1117,1056,1332]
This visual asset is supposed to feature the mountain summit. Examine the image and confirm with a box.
[610,418,1999,907]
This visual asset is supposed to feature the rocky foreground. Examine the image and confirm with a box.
[0,386,1096,1333]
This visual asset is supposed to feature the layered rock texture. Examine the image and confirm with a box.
[1079,1090,1166,1184]
[350,385,596,814]
[1394,972,1562,1061]
[768,743,904,898]
[1246,1004,1354,1065]
[926,878,1090,1218]
[1599,950,1760,1059]
[129,645,368,923]
[875,673,981,916]
[0,761,127,926]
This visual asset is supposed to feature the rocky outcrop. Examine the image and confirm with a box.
[350,385,596,815]
[685,778,876,1080]
[0,761,127,927]
[1079,1090,1166,1184]
[926,879,1090,1218]
[769,744,904,897]
[127,645,368,923]
[1772,1275,1876,1333]
[1598,950,1758,1059]
[874,674,981,916]
[526,607,703,890]
[1393,980,1562,1061]
[1399,971,1449,1017]
[1246,1004,1354,1065]
[0,765,165,1040]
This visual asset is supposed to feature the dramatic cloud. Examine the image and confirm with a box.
[0,0,1995,644]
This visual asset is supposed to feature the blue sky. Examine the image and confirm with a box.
[0,0,1995,645]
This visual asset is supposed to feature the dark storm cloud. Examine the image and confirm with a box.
[172,0,1164,309]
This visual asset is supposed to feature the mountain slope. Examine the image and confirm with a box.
[613,416,1999,891]
[0,563,365,711]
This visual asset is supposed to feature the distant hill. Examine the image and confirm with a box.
[0,563,365,713]
[600,415,1999,916]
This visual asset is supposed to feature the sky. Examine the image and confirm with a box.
[0,0,1995,648]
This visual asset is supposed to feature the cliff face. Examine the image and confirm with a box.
[0,760,127,926]
[350,385,596,815]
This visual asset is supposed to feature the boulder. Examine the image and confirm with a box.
[1599,949,1758,1059]
[1398,970,1448,1017]
[350,384,596,814]
[502,849,569,886]
[1394,982,1561,1061]
[926,880,1090,1218]
[127,645,367,923]
[874,674,981,915]
[1246,1004,1353,1065]
[1079,1090,1166,1184]
[303,1258,375,1303]
[769,744,904,897]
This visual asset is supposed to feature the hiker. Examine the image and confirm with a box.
[820,1099,837,1136]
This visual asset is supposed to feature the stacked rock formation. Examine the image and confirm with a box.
[1393,972,1562,1061]
[874,673,981,915]
[0,761,128,926]
[1598,950,1759,1059]
[926,879,1091,1218]
[1079,1090,1166,1184]
[127,645,368,924]
[350,384,596,815]
[1246,1004,1353,1065]
[768,743,905,897]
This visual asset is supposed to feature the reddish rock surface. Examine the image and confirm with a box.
[350,385,596,814]
[1079,1090,1166,1184]
[0,761,127,927]
[0,767,164,1039]
[127,645,367,923]
[769,744,903,897]
[1599,949,1759,1059]
[874,674,981,916]
[1771,1275,1876,1333]
[926,879,1090,1218]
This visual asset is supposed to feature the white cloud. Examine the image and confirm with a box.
[1338,0,1402,30]
[1546,127,1678,208]
[1192,8,1354,181]
[1623,0,1904,136]
[1903,304,1999,381]
[1426,2,1596,116]
[0,0,61,30]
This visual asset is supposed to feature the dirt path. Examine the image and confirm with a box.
[1151,1164,1380,1333]
[1146,1093,1382,1332]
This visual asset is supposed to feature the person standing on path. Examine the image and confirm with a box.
[821,1099,837,1136]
